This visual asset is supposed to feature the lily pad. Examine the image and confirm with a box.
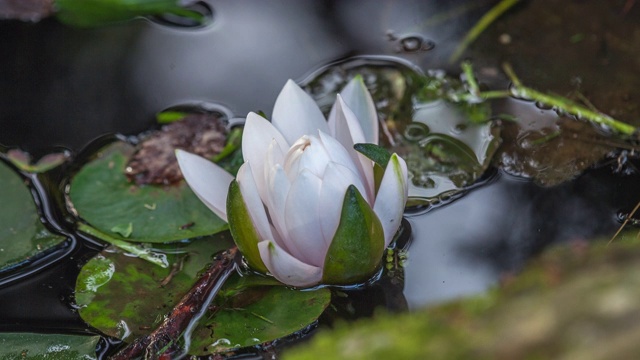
[75,234,234,340]
[68,141,228,243]
[76,234,330,355]
[0,333,100,359]
[0,161,66,273]
[190,281,331,355]
[305,59,500,206]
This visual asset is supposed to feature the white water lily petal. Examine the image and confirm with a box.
[329,98,375,202]
[328,95,366,145]
[283,137,307,181]
[264,138,285,194]
[317,130,360,176]
[318,162,369,246]
[258,240,322,288]
[236,162,274,244]
[284,169,327,267]
[340,76,379,144]
[175,150,233,222]
[296,135,331,178]
[242,112,290,200]
[272,80,329,144]
[265,164,296,254]
[373,153,408,247]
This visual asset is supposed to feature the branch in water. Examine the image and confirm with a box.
[110,246,239,359]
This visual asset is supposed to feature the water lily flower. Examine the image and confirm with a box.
[177,77,408,287]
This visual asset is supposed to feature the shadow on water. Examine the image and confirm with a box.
[1,0,640,357]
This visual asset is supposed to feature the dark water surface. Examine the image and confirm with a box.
[1,0,640,358]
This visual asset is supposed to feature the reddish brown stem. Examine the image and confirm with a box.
[110,246,239,359]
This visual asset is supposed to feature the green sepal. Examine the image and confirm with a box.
[354,143,392,169]
[355,143,393,195]
[322,185,385,285]
[226,180,268,273]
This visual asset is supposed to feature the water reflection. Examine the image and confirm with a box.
[403,167,640,308]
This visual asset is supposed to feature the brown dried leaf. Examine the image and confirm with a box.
[125,114,227,185]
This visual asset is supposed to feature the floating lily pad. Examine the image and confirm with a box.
[401,99,500,202]
[305,59,500,206]
[68,141,228,243]
[76,234,331,355]
[75,234,234,339]
[0,333,100,359]
[0,161,66,273]
[190,281,331,355]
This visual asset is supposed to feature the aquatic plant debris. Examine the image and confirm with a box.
[126,113,229,185]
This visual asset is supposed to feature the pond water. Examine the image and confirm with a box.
[1,0,640,358]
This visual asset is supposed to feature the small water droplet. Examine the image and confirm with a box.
[399,36,435,53]
[149,1,214,28]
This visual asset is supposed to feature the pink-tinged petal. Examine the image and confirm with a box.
[283,136,309,181]
[328,99,375,202]
[317,130,360,176]
[265,164,296,254]
[258,240,322,288]
[175,149,232,222]
[295,135,331,178]
[339,76,379,144]
[272,79,329,144]
[236,162,274,243]
[373,153,408,247]
[319,162,369,247]
[327,95,366,145]
[242,112,289,200]
[284,169,327,267]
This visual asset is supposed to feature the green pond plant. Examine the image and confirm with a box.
[177,77,409,287]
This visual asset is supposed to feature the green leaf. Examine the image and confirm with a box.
[68,141,228,243]
[0,161,66,273]
[226,180,268,273]
[55,0,204,28]
[0,333,100,359]
[354,143,392,194]
[75,234,234,339]
[156,111,188,124]
[354,143,392,169]
[322,185,385,285]
[189,274,331,355]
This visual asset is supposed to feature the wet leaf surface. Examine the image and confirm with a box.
[75,233,330,356]
[75,234,235,340]
[68,141,228,243]
[0,333,99,359]
[190,279,331,355]
[0,161,66,273]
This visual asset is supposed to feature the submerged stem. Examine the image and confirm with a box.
[77,223,168,268]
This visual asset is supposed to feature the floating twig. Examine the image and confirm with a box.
[110,246,239,359]
[449,0,521,63]
[502,63,638,136]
